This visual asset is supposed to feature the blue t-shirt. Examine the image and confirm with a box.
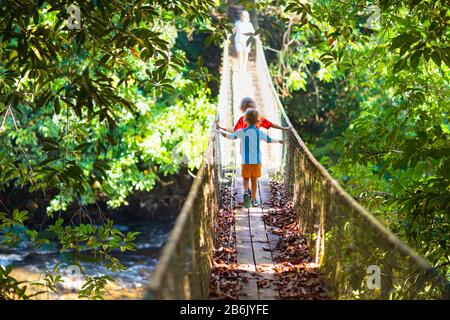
[226,125,272,164]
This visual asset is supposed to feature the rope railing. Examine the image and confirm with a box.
[145,42,230,300]
[254,38,447,299]
[146,27,446,300]
[144,137,219,299]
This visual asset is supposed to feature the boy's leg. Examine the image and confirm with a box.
[243,178,249,194]
[250,177,258,201]
[243,178,251,208]
[242,164,251,208]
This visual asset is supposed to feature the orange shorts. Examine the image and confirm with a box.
[241,164,262,179]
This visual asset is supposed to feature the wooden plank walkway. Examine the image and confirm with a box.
[234,178,280,300]
[229,58,284,299]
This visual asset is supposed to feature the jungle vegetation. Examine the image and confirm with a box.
[0,0,229,299]
[0,0,448,299]
[254,0,449,281]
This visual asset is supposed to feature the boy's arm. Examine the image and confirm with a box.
[270,122,292,131]
[259,130,286,144]
[259,117,291,131]
[213,128,239,140]
[266,135,286,144]
[215,121,234,133]
[270,138,286,144]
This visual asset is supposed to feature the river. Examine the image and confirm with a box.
[0,219,174,299]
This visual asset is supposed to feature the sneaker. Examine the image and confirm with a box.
[243,191,251,208]
[251,199,259,207]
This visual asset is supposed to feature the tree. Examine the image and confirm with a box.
[259,0,449,280]
[0,0,228,299]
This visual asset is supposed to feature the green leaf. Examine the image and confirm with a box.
[409,50,422,69]
[440,123,450,135]
[390,33,418,51]
[53,96,61,114]
[30,45,43,60]
[430,51,441,66]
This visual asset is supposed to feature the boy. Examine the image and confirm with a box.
[216,97,291,133]
[216,108,284,208]
[216,97,290,199]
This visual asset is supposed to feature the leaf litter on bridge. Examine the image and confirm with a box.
[209,184,239,299]
[209,180,328,300]
[263,181,328,300]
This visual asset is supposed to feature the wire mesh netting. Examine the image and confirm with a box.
[145,133,221,299]
[146,30,447,300]
[145,41,231,300]
[254,38,447,299]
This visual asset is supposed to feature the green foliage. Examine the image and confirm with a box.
[47,218,139,270]
[0,263,61,300]
[0,0,225,299]
[0,209,30,245]
[261,0,449,281]
[0,264,28,300]
[0,0,219,208]
[78,275,113,300]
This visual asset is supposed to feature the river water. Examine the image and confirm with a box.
[0,220,174,298]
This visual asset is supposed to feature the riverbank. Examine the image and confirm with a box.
[1,220,174,300]
[10,268,144,300]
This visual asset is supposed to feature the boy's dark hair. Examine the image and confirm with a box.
[245,108,259,126]
[240,97,256,112]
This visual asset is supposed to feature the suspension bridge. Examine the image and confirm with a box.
[145,11,447,300]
